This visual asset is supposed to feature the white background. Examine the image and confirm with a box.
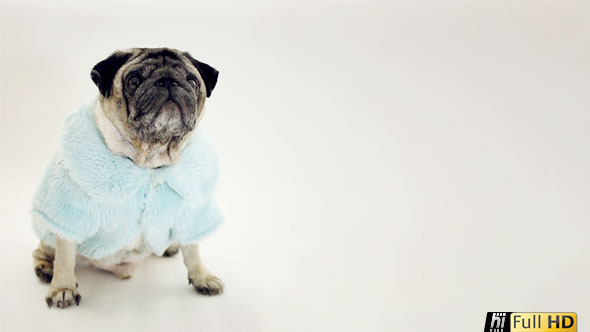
[1,0,589,331]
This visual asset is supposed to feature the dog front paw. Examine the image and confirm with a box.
[188,274,224,296]
[45,286,81,308]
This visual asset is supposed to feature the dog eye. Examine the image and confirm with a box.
[187,78,197,89]
[129,77,141,87]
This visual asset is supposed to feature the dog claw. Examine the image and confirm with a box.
[196,287,212,296]
[45,287,81,309]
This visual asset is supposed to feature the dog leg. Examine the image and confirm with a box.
[33,241,55,283]
[45,236,81,308]
[162,244,179,257]
[181,243,224,295]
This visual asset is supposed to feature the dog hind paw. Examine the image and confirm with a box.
[162,244,179,257]
[33,248,54,283]
[34,262,53,283]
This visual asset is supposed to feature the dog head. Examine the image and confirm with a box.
[90,48,218,161]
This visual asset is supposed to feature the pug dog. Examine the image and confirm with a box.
[31,48,224,308]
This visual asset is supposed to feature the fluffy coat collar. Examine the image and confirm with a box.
[60,100,218,204]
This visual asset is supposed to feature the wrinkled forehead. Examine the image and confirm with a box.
[121,48,198,78]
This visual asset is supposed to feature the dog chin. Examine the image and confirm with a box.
[154,101,183,132]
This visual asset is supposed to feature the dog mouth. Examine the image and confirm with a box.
[160,100,180,114]
[153,100,183,132]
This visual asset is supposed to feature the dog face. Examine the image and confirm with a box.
[91,48,218,147]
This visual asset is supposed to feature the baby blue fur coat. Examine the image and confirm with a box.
[32,101,223,259]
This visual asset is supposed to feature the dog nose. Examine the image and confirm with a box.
[155,77,179,88]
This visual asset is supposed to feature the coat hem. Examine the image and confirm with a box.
[31,209,88,244]
[175,218,224,246]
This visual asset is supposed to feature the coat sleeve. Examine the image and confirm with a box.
[170,198,224,245]
[31,153,100,245]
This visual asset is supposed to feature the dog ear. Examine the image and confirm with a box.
[183,52,219,98]
[91,51,132,97]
